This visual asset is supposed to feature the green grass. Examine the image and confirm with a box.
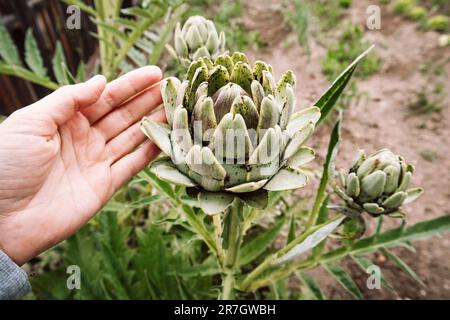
[405,6,427,21]
[409,62,448,115]
[420,150,438,162]
[319,25,380,115]
[426,15,450,32]
[282,0,311,54]
[393,0,450,32]
[408,83,445,114]
[339,0,352,8]
[394,0,417,15]
[308,0,347,31]
[322,25,381,80]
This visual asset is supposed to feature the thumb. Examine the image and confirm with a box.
[30,75,107,126]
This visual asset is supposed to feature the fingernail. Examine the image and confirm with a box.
[86,74,104,84]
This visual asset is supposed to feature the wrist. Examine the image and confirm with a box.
[0,241,32,266]
[0,217,36,266]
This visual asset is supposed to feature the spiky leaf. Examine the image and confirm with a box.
[315,46,374,124]
[24,29,47,77]
[323,262,364,299]
[0,23,21,65]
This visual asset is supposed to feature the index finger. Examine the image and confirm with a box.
[83,66,163,124]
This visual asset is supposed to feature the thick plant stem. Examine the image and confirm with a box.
[222,269,235,300]
[221,199,244,300]
[213,214,225,267]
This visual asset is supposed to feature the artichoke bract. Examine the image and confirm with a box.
[166,15,226,66]
[335,148,423,218]
[141,52,321,214]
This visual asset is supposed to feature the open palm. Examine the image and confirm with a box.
[0,66,165,265]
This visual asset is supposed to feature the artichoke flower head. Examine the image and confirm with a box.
[141,52,321,214]
[166,15,226,66]
[336,148,424,218]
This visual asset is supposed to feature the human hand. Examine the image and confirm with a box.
[0,66,165,265]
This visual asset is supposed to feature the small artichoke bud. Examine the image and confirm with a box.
[363,203,384,215]
[383,165,400,194]
[382,191,407,208]
[350,149,366,171]
[356,157,379,179]
[346,172,360,198]
[338,169,347,188]
[335,148,423,218]
[361,171,386,200]
[166,16,227,66]
[397,171,412,191]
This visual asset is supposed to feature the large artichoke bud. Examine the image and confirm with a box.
[141,52,321,214]
[335,148,424,218]
[166,15,226,66]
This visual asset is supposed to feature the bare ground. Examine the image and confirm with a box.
[243,0,450,299]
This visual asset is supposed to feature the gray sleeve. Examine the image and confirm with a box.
[0,250,31,300]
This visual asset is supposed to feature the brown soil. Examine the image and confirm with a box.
[243,0,450,299]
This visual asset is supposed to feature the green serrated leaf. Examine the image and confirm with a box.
[62,63,77,85]
[169,258,220,278]
[109,1,175,78]
[148,4,187,65]
[138,168,175,200]
[121,6,153,18]
[181,205,217,255]
[96,210,134,299]
[315,45,374,124]
[114,17,138,30]
[348,215,450,256]
[297,272,325,300]
[323,262,364,299]
[119,60,134,76]
[134,225,171,298]
[127,47,146,67]
[0,23,21,66]
[352,255,395,293]
[76,61,86,82]
[239,214,286,266]
[52,42,69,85]
[103,200,131,212]
[130,195,160,207]
[63,227,105,299]
[0,63,58,90]
[94,20,128,40]
[380,248,425,287]
[302,215,450,273]
[24,29,47,77]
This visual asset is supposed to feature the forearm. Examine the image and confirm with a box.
[0,250,30,300]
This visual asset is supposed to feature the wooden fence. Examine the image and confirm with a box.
[0,0,97,115]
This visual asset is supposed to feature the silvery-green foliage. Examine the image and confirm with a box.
[141,52,321,214]
[335,148,423,218]
[166,15,227,66]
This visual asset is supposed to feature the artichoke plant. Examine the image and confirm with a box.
[334,148,424,218]
[166,15,226,66]
[141,52,321,214]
